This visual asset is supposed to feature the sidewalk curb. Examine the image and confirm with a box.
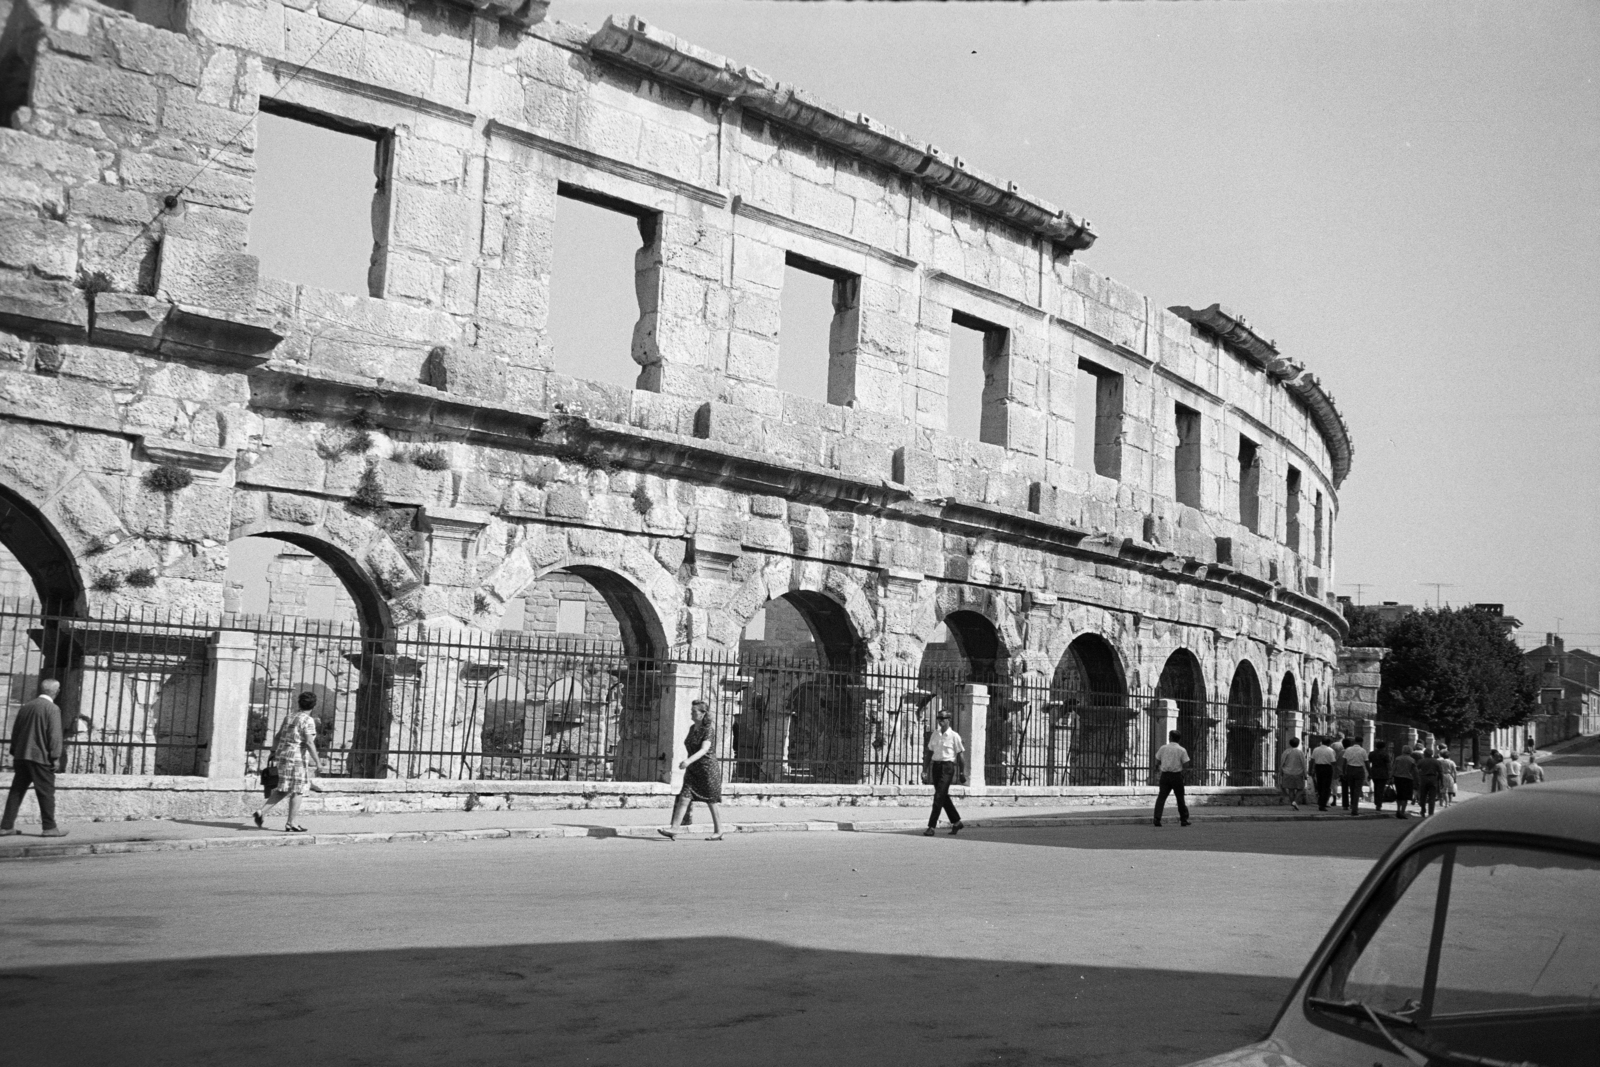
[0,808,1411,861]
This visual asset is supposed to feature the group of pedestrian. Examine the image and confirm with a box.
[1280,733,1466,819]
[1480,748,1543,792]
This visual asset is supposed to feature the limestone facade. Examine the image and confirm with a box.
[0,2,1352,756]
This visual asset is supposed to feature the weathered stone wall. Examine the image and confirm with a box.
[0,1,1352,749]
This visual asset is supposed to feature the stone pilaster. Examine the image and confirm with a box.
[201,630,256,779]
[657,663,701,789]
[953,683,988,792]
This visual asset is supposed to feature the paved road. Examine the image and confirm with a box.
[0,818,1414,1067]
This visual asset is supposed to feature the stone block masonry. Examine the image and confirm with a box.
[0,1,1355,806]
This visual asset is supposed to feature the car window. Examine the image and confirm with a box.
[1432,844,1600,1016]
[1313,848,1443,1015]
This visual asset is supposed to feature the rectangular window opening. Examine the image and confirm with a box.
[550,184,660,393]
[946,310,1009,446]
[778,253,859,406]
[1238,434,1261,533]
[1077,359,1123,479]
[1314,491,1325,567]
[1285,465,1302,552]
[252,102,388,298]
[1174,403,1201,508]
[555,599,587,635]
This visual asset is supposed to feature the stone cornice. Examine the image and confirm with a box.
[242,364,1348,640]
[1169,303,1354,488]
[588,16,1096,253]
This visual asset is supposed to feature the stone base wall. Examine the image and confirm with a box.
[23,774,1282,823]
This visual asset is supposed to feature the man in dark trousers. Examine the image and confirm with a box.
[924,710,966,836]
[1152,729,1191,827]
[1,679,68,837]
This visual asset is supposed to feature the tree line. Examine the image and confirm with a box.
[1344,605,1537,742]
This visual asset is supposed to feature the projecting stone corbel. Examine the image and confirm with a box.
[138,435,237,482]
[418,506,492,589]
[689,534,741,579]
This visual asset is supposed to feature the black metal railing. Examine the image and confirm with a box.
[0,599,1284,786]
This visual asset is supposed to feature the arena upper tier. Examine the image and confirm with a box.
[0,0,1353,794]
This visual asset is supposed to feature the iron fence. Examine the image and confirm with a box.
[244,620,665,783]
[0,600,213,776]
[0,598,1285,786]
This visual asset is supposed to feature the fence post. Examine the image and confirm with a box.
[657,663,700,789]
[1359,718,1376,751]
[954,684,988,793]
[1148,698,1177,785]
[201,631,256,779]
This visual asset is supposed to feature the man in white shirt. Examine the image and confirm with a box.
[1310,737,1338,811]
[1152,730,1191,827]
[1341,738,1368,816]
[924,710,966,836]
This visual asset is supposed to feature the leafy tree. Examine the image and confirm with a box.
[1342,605,1391,648]
[1378,606,1537,740]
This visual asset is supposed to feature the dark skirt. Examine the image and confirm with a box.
[680,755,723,804]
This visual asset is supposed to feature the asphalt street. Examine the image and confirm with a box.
[0,817,1413,1067]
[1,742,1591,1067]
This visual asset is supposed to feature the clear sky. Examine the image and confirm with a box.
[253,0,1600,650]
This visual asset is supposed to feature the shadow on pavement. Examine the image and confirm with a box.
[0,936,1285,1067]
[931,816,1414,860]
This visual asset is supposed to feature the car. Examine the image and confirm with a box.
[1181,776,1600,1067]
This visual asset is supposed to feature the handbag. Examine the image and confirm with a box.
[259,757,279,796]
[1381,782,1396,803]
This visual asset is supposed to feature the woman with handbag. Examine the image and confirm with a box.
[250,691,322,833]
[658,700,724,840]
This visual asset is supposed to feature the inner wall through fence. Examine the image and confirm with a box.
[2,602,1295,786]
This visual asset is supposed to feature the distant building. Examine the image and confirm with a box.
[1524,635,1600,742]
[1471,603,1523,633]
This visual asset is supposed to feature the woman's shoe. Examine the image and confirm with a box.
[923,828,936,837]
[285,825,307,833]
[657,828,677,840]
[706,834,724,841]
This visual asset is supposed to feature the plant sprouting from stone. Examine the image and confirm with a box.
[125,568,157,588]
[350,460,387,512]
[407,447,451,471]
[144,464,193,493]
[631,483,653,516]
[92,571,123,592]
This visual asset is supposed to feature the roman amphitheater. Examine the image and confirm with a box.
[0,0,1355,815]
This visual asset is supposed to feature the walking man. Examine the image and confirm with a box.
[1279,736,1308,810]
[1152,730,1191,827]
[924,710,965,836]
[1342,735,1369,816]
[1416,747,1444,817]
[1519,751,1545,785]
[1368,740,1392,813]
[1310,735,1337,811]
[1,679,68,838]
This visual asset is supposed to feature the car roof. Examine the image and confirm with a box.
[1405,777,1600,848]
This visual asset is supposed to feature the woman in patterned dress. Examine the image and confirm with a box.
[659,699,723,840]
[251,691,322,832]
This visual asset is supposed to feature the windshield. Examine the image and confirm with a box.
[1309,841,1600,1067]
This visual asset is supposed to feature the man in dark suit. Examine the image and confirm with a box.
[1,679,68,837]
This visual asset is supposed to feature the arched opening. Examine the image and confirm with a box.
[1226,661,1267,785]
[1275,670,1300,772]
[734,591,866,784]
[1,487,91,771]
[497,564,667,661]
[1157,649,1210,784]
[917,611,1016,784]
[225,532,392,778]
[0,485,85,613]
[1051,634,1132,787]
[490,565,667,784]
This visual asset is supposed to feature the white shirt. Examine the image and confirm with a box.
[1154,742,1190,773]
[927,726,965,763]
[1311,744,1337,765]
[1343,744,1368,767]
